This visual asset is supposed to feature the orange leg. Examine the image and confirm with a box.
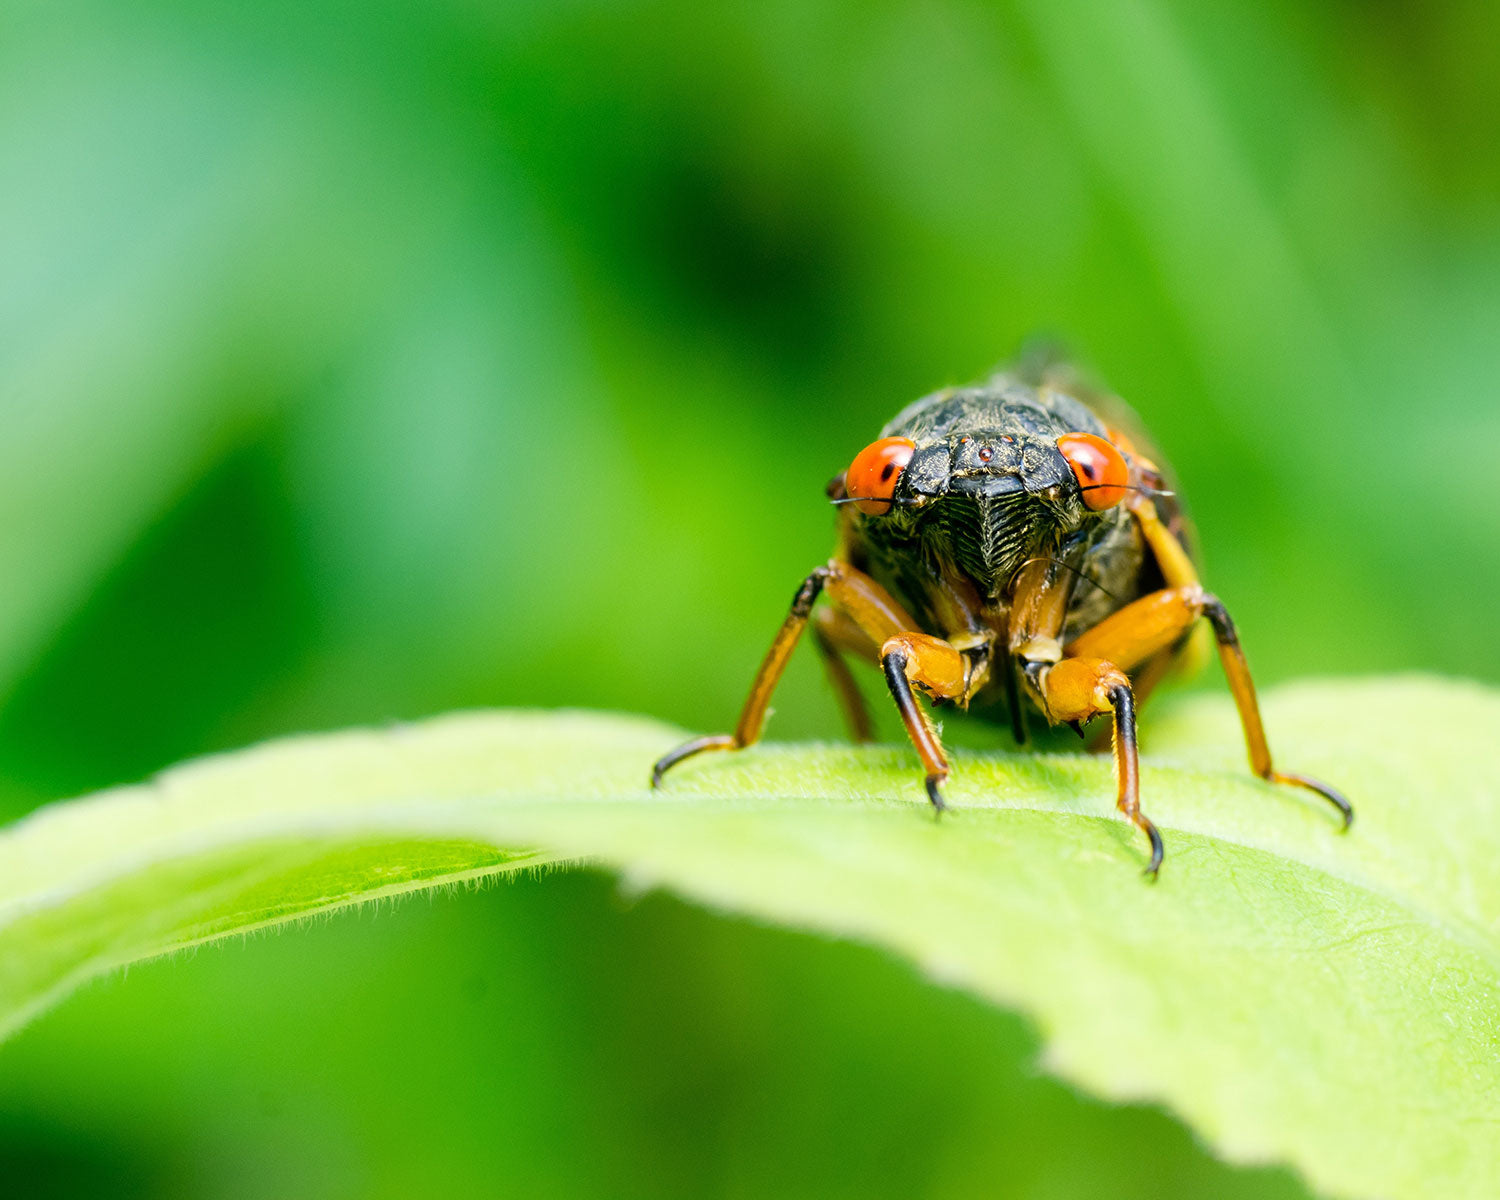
[653,562,966,816]
[1128,494,1197,590]
[825,569,968,811]
[812,606,878,743]
[879,631,965,812]
[1066,585,1353,829]
[1037,656,1162,875]
[651,566,835,785]
[1082,643,1179,754]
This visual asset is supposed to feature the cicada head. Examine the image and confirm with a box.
[838,384,1135,600]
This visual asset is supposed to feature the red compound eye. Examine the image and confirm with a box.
[1057,432,1129,510]
[846,437,916,515]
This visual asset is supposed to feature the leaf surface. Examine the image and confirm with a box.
[1,678,1495,1199]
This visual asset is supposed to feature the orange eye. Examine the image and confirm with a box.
[846,436,916,515]
[1057,432,1129,510]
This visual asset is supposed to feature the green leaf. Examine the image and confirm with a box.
[2,678,1496,1199]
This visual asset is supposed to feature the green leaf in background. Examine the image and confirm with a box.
[2,677,1495,1200]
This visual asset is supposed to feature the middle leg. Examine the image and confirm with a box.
[812,605,878,744]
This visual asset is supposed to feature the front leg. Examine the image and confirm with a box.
[880,632,965,813]
[1033,657,1163,876]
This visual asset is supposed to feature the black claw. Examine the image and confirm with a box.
[651,734,736,791]
[1139,815,1164,880]
[1278,772,1355,831]
[925,774,948,819]
[1319,785,1355,831]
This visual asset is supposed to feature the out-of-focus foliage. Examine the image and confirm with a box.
[4,682,1499,1200]
[0,0,1495,1196]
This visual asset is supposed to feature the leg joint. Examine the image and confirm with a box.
[881,648,909,693]
[1200,593,1239,647]
[1107,680,1136,728]
[790,566,833,618]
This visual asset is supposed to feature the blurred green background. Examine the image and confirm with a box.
[1,1,1496,1196]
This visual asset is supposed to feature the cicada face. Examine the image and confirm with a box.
[840,381,1137,604]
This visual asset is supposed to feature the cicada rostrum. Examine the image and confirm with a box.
[652,358,1352,875]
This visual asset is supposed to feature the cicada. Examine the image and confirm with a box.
[653,360,1351,875]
